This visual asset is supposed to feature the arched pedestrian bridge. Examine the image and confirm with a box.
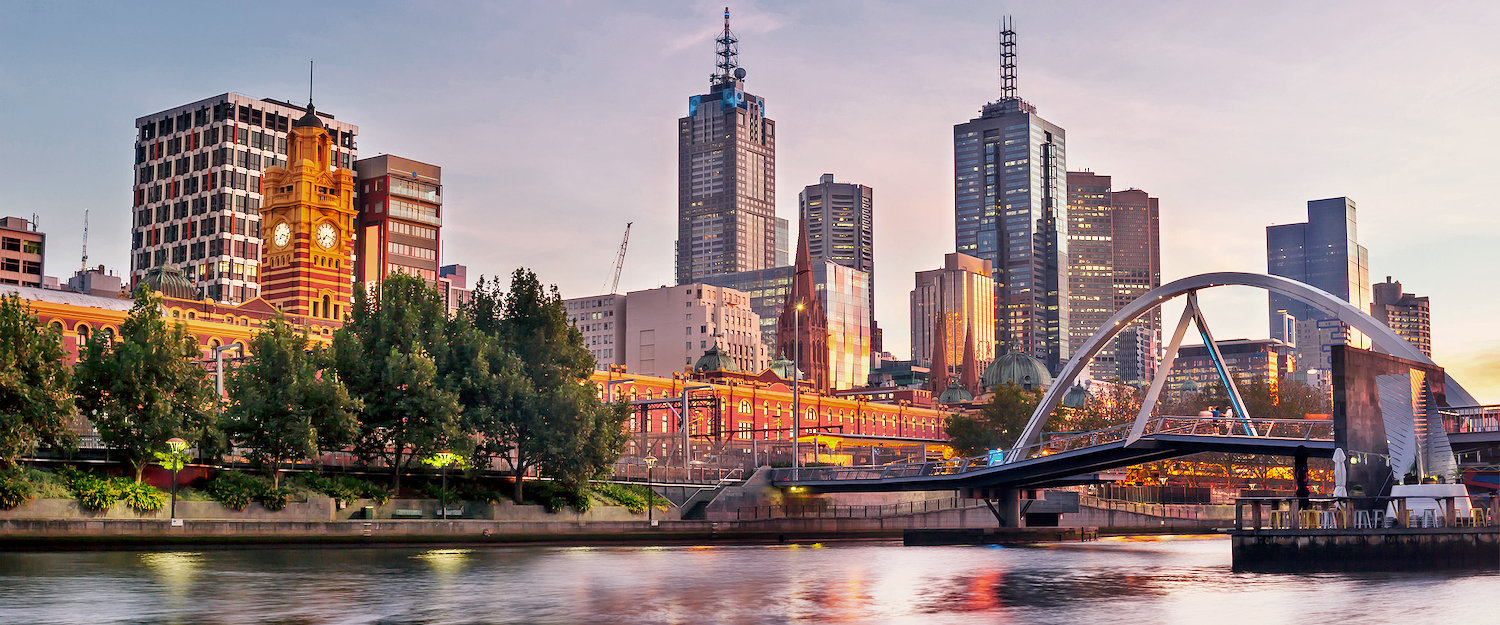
[771,272,1477,493]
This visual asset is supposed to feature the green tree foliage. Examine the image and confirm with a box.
[1065,383,1144,433]
[332,273,464,488]
[463,269,630,502]
[1162,376,1329,421]
[945,381,1044,457]
[74,289,214,481]
[0,294,77,468]
[225,313,360,487]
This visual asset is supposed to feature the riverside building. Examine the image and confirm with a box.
[354,155,442,288]
[131,93,358,304]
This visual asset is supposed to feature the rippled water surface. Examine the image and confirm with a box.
[0,536,1495,624]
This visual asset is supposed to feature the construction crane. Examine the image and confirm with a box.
[604,222,632,295]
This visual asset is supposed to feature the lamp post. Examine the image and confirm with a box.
[426,452,460,520]
[165,437,188,520]
[792,301,803,480]
[644,455,657,527]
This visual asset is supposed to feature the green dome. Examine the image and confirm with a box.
[768,355,796,380]
[937,381,974,405]
[981,350,1053,393]
[693,345,739,373]
[1061,384,1091,409]
[138,266,199,301]
[1180,378,1201,393]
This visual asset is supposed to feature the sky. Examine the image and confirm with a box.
[2,1,1498,402]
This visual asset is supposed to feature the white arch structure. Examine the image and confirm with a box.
[1009,271,1477,462]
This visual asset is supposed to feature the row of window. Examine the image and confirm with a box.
[387,241,436,261]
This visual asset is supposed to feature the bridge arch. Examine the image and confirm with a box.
[1011,271,1476,459]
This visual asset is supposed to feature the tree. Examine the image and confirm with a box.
[225,313,360,487]
[1164,376,1329,421]
[74,289,214,481]
[0,295,77,468]
[332,273,464,489]
[944,382,1044,457]
[1067,383,1143,432]
[464,270,630,502]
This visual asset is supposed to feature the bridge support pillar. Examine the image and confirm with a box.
[968,488,1024,528]
[1295,446,1310,506]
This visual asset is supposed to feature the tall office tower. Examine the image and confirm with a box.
[354,155,442,288]
[910,253,996,377]
[800,173,875,350]
[0,217,45,288]
[953,18,1069,373]
[1064,172,1162,381]
[774,217,790,266]
[1266,197,1371,372]
[676,9,777,284]
[1065,172,1113,373]
[1372,276,1431,357]
[258,101,357,320]
[132,93,358,304]
[1108,188,1161,381]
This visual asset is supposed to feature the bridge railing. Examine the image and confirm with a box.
[735,496,986,520]
[770,414,1337,484]
[1442,405,1500,434]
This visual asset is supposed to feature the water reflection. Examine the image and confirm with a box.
[0,537,1493,624]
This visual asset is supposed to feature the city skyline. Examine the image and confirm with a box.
[2,2,1497,401]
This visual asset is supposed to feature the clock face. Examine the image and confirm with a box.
[272,223,291,247]
[316,223,338,249]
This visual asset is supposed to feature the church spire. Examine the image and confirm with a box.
[960,322,979,395]
[776,216,829,392]
[928,314,949,393]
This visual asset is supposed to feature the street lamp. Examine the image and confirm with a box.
[164,438,188,520]
[792,301,803,480]
[425,452,462,520]
[643,455,657,527]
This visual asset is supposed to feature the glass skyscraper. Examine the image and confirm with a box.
[1266,197,1371,372]
[953,93,1068,372]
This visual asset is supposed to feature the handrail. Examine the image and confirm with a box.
[770,414,1336,484]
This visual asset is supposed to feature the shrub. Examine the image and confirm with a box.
[204,472,265,510]
[19,466,71,500]
[259,487,291,511]
[456,483,504,504]
[0,470,33,510]
[55,467,126,511]
[121,481,165,512]
[523,481,592,513]
[589,483,669,514]
[294,474,391,505]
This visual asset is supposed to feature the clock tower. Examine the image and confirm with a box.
[258,103,356,320]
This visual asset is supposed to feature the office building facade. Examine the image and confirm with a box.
[624,285,767,378]
[676,10,777,284]
[1063,172,1162,381]
[1372,276,1431,357]
[354,155,442,288]
[0,217,45,288]
[1267,197,1371,372]
[1166,338,1297,398]
[132,93,358,304]
[565,293,626,370]
[700,260,871,391]
[910,253,996,378]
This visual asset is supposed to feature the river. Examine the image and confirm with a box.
[0,536,1492,624]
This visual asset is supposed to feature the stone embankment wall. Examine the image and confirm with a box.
[0,497,678,523]
[1232,529,1500,571]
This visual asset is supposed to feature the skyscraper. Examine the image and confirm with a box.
[953,18,1069,373]
[132,93,358,304]
[353,155,443,287]
[800,173,875,352]
[1267,197,1372,372]
[1372,276,1431,357]
[676,9,777,285]
[1066,171,1163,382]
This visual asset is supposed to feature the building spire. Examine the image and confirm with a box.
[712,7,741,86]
[960,322,979,395]
[999,16,1017,101]
[929,313,949,393]
[308,60,315,108]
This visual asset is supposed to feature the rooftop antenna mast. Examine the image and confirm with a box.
[308,60,314,107]
[712,7,739,85]
[1000,16,1017,101]
[80,209,89,271]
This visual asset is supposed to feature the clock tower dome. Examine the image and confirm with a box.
[258,103,357,320]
